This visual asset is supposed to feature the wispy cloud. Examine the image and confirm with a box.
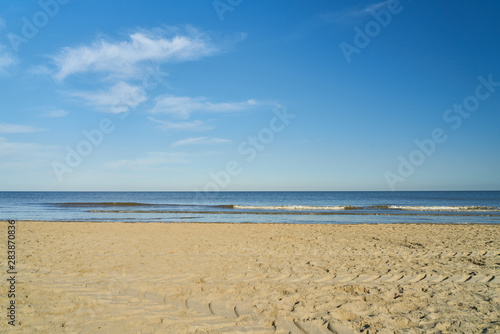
[0,123,45,134]
[52,27,217,80]
[0,137,44,155]
[28,65,52,75]
[0,137,57,170]
[0,55,15,70]
[171,137,231,148]
[0,47,15,71]
[105,151,188,169]
[149,95,259,119]
[1,18,17,71]
[71,81,147,113]
[45,109,69,118]
[148,117,214,131]
[321,0,390,25]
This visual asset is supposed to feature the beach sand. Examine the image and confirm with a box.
[1,221,499,333]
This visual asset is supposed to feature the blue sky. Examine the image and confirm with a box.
[0,0,499,191]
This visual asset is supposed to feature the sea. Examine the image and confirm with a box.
[1,191,500,225]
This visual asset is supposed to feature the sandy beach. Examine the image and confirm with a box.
[1,221,499,333]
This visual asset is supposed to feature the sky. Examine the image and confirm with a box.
[0,0,499,191]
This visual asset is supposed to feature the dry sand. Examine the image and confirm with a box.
[1,221,499,333]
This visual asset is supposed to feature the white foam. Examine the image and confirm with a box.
[389,205,500,212]
[232,205,346,211]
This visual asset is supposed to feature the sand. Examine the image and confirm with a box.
[1,221,499,333]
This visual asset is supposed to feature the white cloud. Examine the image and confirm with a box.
[0,54,14,68]
[105,151,188,169]
[52,28,217,80]
[28,65,52,75]
[45,109,69,118]
[0,123,45,134]
[0,25,15,70]
[0,137,45,156]
[0,47,15,71]
[321,1,390,25]
[0,137,57,170]
[171,137,231,148]
[71,81,147,113]
[148,117,214,131]
[149,95,259,119]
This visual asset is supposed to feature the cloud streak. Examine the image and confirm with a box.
[52,27,217,80]
[0,19,14,71]
[149,95,259,119]
[171,137,231,148]
[71,81,147,113]
[0,123,45,134]
[105,151,188,169]
[0,45,15,71]
[0,137,57,171]
[0,53,14,70]
[45,109,69,118]
[148,117,214,131]
[321,0,390,25]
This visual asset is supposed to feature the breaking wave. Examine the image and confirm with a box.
[53,202,500,213]
[228,205,500,212]
[387,205,500,212]
[232,205,352,210]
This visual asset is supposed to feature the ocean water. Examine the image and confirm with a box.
[1,191,499,224]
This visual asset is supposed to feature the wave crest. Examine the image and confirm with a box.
[388,205,500,212]
[232,205,353,210]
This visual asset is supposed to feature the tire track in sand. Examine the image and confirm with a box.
[13,264,500,333]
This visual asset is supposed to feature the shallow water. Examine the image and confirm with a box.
[1,191,499,224]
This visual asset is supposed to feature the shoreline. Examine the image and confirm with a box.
[12,219,500,225]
